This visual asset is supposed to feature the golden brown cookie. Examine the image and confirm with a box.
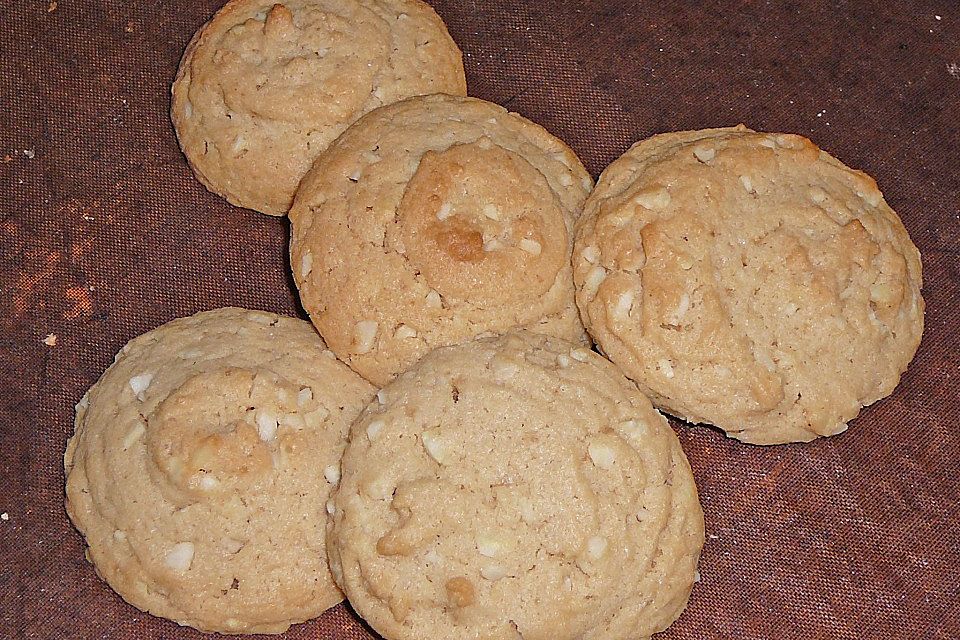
[327,331,704,640]
[573,126,924,444]
[171,0,466,215]
[289,94,594,385]
[64,308,375,634]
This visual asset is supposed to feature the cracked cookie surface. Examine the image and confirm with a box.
[64,308,375,634]
[573,126,924,444]
[171,0,466,215]
[289,94,593,385]
[327,330,704,640]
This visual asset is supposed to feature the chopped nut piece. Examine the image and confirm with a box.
[165,542,195,571]
[256,412,278,442]
[354,320,379,354]
[129,373,153,400]
[588,440,616,469]
[324,464,340,484]
[421,429,446,464]
[519,238,542,255]
[586,535,607,559]
[366,419,385,441]
[480,564,507,581]
[693,146,715,163]
[300,252,313,277]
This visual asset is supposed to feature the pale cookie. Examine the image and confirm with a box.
[328,331,704,640]
[171,0,466,215]
[574,126,924,444]
[289,94,594,385]
[64,308,375,634]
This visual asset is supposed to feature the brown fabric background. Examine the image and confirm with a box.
[2,0,958,638]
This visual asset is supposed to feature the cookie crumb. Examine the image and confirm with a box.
[693,146,715,163]
[23,149,35,159]
[47,1,57,12]
[43,333,57,346]
[0,512,8,521]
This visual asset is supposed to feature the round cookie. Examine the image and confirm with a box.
[573,126,924,444]
[289,94,594,385]
[327,331,704,640]
[171,0,466,216]
[64,308,375,634]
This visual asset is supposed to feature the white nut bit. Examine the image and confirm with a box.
[394,324,417,340]
[199,475,218,490]
[480,565,507,581]
[483,239,503,252]
[297,387,313,407]
[556,354,572,368]
[349,168,361,182]
[756,350,776,372]
[693,146,716,163]
[558,173,573,187]
[613,290,634,319]
[739,175,755,193]
[231,135,246,153]
[586,536,608,559]
[300,252,313,277]
[323,464,341,484]
[122,422,145,450]
[759,137,777,149]
[588,440,616,470]
[519,238,542,256]
[222,538,244,554]
[570,349,590,363]
[326,500,336,515]
[129,373,153,400]
[421,429,447,464]
[256,412,278,442]
[366,419,385,441]
[354,320,379,354]
[633,187,671,210]
[476,535,501,557]
[165,542,195,571]
[424,548,443,565]
[808,186,828,203]
[436,202,453,220]
[377,389,387,405]
[113,530,127,542]
[492,360,521,382]
[481,203,500,220]
[581,245,599,264]
[583,265,607,297]
[658,359,675,378]
[425,290,442,309]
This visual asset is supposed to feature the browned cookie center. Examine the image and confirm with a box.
[398,141,568,306]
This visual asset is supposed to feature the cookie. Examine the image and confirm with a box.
[171,0,466,216]
[327,331,704,640]
[289,94,594,385]
[64,308,375,634]
[573,126,924,444]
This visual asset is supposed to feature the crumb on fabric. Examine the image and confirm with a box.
[0,513,8,521]
[43,333,57,346]
[47,1,57,12]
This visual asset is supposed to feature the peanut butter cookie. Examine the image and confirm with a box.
[64,308,375,633]
[327,331,704,640]
[573,126,924,444]
[171,0,466,215]
[289,94,593,385]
